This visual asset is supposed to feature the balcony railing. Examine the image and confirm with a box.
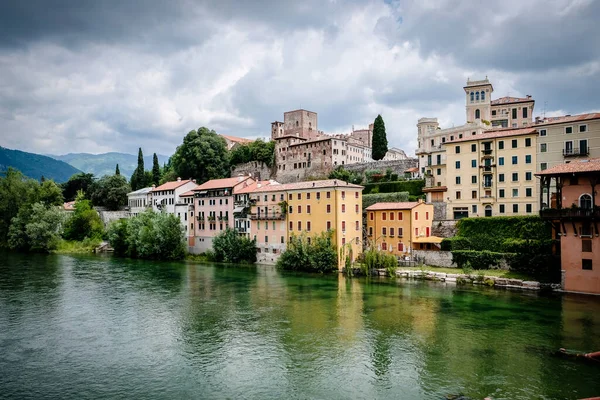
[481,148,493,155]
[483,182,493,188]
[540,208,600,219]
[563,147,589,157]
[481,165,494,173]
[250,212,286,220]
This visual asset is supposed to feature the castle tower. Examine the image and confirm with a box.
[464,77,493,122]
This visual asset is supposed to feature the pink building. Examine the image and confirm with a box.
[537,158,600,295]
[189,176,255,253]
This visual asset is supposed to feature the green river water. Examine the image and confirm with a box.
[1,252,599,399]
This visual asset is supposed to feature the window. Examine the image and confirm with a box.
[512,139,517,148]
[341,191,346,200]
[540,129,547,137]
[499,173,505,182]
[415,212,419,221]
[307,221,311,231]
[512,108,517,119]
[541,162,547,171]
[456,176,461,184]
[297,221,302,231]
[390,212,394,221]
[289,221,293,230]
[307,205,311,214]
[398,243,404,252]
[327,221,331,231]
[437,169,441,176]
[382,212,387,220]
[525,155,532,164]
[525,172,532,181]
[499,141,504,150]
[472,190,477,199]
[499,204,505,213]
[382,227,387,236]
[316,192,321,200]
[582,240,592,252]
[455,161,461,169]
[297,205,302,214]
[471,144,476,152]
[306,193,311,200]
[470,92,474,102]
[475,109,480,119]
[582,259,592,270]
[382,242,387,251]
[355,204,359,213]
[398,212,403,221]
[370,212,374,220]
[326,191,331,199]
[415,228,419,236]
[526,188,532,197]
[481,91,485,100]
[472,205,477,214]
[512,173,518,182]
[540,143,547,152]
[512,156,518,165]
[512,188,519,197]
[565,126,573,134]
[476,92,479,101]
[289,206,293,214]
[513,204,519,213]
[579,125,587,133]
[398,227,403,237]
[580,194,593,209]
[355,192,359,199]
[471,160,476,168]
[526,204,532,213]
[525,138,531,147]
[471,176,477,184]
[456,191,461,200]
[455,145,461,154]
[326,204,331,213]
[426,212,429,220]
[368,226,373,236]
[341,204,345,213]
[499,157,504,166]
[342,221,346,232]
[356,221,359,231]
[499,189,505,198]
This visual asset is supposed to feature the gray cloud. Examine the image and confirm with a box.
[0,0,598,157]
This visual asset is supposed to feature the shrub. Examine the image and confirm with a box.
[451,250,507,270]
[213,228,257,264]
[362,180,425,196]
[63,193,104,241]
[362,192,409,209]
[441,237,472,251]
[363,248,398,276]
[8,202,65,252]
[277,231,337,273]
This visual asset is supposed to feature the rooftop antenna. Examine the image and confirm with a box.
[543,101,548,119]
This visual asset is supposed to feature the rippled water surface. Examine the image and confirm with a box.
[1,252,600,399]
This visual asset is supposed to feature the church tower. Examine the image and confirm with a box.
[464,77,493,123]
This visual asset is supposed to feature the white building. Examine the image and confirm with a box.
[127,187,152,217]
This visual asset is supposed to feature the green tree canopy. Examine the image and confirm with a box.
[229,140,275,167]
[38,179,64,207]
[0,168,41,244]
[61,173,95,202]
[115,164,120,175]
[130,148,147,191]
[372,114,388,160]
[8,202,65,252]
[152,153,161,186]
[212,228,257,263]
[171,127,229,184]
[63,192,104,241]
[90,174,130,210]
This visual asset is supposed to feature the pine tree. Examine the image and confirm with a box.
[115,164,120,175]
[152,153,161,186]
[371,114,388,160]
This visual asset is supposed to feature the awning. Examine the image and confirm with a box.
[233,206,245,214]
[412,236,444,244]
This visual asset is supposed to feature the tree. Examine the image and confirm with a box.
[0,168,39,245]
[8,202,65,252]
[328,166,363,185]
[277,231,337,273]
[130,148,146,191]
[63,191,104,241]
[61,173,95,202]
[115,164,120,175]
[372,114,388,160]
[152,153,161,186]
[90,174,130,210]
[212,228,257,263]
[229,140,276,167]
[38,179,64,207]
[171,127,228,184]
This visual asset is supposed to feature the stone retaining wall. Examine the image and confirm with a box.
[343,158,418,176]
[413,250,455,268]
[431,220,458,238]
[94,208,129,227]
[231,161,273,181]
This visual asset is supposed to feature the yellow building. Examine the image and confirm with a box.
[365,201,434,256]
[443,127,538,219]
[244,179,363,268]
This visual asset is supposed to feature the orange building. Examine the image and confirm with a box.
[537,158,600,295]
[365,201,435,256]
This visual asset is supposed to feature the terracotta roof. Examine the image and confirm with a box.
[127,187,153,196]
[449,127,537,143]
[235,180,279,194]
[192,176,253,192]
[366,202,421,211]
[152,179,194,192]
[63,201,75,211]
[248,179,363,193]
[180,189,197,197]
[534,113,600,126]
[405,167,419,173]
[535,158,600,176]
[491,96,534,105]
[220,134,254,144]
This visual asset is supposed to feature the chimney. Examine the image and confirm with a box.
[312,182,315,187]
[418,198,424,204]
[152,184,156,188]
[192,179,196,183]
[177,177,181,182]
[238,176,242,182]
[526,95,531,99]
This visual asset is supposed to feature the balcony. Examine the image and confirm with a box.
[563,147,589,157]
[483,182,493,188]
[250,212,286,220]
[540,208,600,219]
[481,148,493,155]
[481,165,495,174]
[218,216,229,222]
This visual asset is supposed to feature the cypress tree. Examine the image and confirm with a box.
[152,153,161,186]
[115,164,120,175]
[371,114,388,160]
[130,148,145,190]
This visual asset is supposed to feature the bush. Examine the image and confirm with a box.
[362,180,425,196]
[107,211,186,260]
[362,192,409,209]
[8,202,65,252]
[363,248,398,276]
[277,231,337,273]
[440,237,472,251]
[212,228,257,264]
[451,250,507,270]
[63,193,104,241]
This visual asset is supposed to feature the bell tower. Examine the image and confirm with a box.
[464,77,493,123]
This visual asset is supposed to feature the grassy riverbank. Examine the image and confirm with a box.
[400,266,535,281]
[52,239,102,254]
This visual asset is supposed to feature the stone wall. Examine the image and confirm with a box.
[432,202,447,221]
[413,250,456,268]
[343,158,418,176]
[230,161,274,181]
[431,219,457,238]
[94,208,129,227]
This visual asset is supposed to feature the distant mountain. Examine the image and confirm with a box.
[0,146,82,183]
[49,152,171,179]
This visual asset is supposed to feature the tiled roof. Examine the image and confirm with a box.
[192,176,253,192]
[536,158,600,176]
[366,202,421,211]
[63,201,75,211]
[535,113,600,126]
[405,167,419,173]
[235,180,279,194]
[450,127,537,143]
[220,134,254,144]
[152,179,194,192]
[180,189,197,197]
[249,179,363,193]
[128,187,153,196]
[491,96,534,105]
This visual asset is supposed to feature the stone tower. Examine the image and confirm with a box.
[464,77,493,122]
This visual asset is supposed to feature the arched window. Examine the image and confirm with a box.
[470,92,474,102]
[475,109,481,119]
[485,205,492,217]
[580,194,592,209]
[476,92,480,101]
[481,91,485,101]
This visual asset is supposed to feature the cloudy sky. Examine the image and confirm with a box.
[1,0,599,157]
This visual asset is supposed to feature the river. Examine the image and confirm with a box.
[0,252,599,399]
